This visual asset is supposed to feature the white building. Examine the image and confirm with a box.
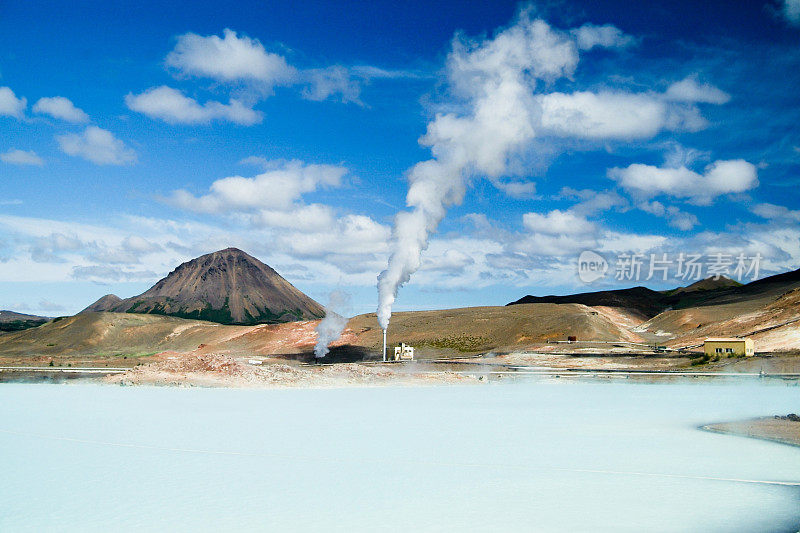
[393,342,414,361]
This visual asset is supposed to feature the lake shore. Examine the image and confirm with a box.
[701,417,800,448]
[101,353,483,388]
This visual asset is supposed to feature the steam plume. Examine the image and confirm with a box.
[377,11,579,329]
[314,290,351,358]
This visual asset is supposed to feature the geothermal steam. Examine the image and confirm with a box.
[377,12,579,329]
[314,290,351,358]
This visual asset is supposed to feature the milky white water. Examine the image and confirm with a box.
[0,380,799,532]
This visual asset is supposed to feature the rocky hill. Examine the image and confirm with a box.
[81,248,324,325]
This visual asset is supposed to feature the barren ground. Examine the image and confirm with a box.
[103,352,482,388]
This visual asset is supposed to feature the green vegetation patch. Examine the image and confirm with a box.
[421,334,493,353]
[0,319,47,332]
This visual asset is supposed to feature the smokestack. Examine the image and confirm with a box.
[382,328,387,362]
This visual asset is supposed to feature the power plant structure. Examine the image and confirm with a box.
[381,328,414,362]
[393,342,414,361]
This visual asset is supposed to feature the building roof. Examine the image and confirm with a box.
[704,337,748,342]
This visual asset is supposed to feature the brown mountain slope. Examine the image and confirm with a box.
[0,312,249,358]
[339,303,647,356]
[81,248,324,325]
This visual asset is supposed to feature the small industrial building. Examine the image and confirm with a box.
[703,337,755,357]
[393,342,414,361]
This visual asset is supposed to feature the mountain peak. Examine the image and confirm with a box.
[672,276,742,295]
[80,248,323,325]
[81,294,123,313]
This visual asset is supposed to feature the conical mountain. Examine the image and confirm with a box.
[81,248,324,325]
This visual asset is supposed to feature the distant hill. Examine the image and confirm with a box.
[81,248,324,325]
[507,286,666,318]
[508,272,798,318]
[0,310,49,332]
[667,276,742,295]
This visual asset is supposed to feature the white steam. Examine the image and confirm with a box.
[314,290,351,358]
[377,12,579,329]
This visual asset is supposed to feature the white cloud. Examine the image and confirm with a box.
[638,201,699,231]
[125,86,262,125]
[278,214,389,258]
[160,28,419,106]
[350,65,429,80]
[1,149,44,166]
[30,233,84,263]
[752,202,800,222]
[664,77,730,104]
[559,188,628,216]
[0,213,233,285]
[537,75,732,141]
[780,0,800,25]
[523,209,596,236]
[71,265,157,283]
[302,66,362,104]
[169,159,347,213]
[418,18,578,179]
[597,231,668,255]
[87,236,162,264]
[513,209,602,258]
[609,159,758,205]
[163,158,392,277]
[56,126,137,165]
[662,143,710,168]
[571,23,635,50]
[36,299,67,313]
[239,155,270,168]
[165,28,298,86]
[539,91,668,139]
[251,204,336,232]
[32,96,90,123]
[421,248,475,273]
[493,180,537,198]
[538,88,725,140]
[122,235,163,253]
[0,86,26,119]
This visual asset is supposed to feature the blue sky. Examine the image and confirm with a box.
[1,0,800,317]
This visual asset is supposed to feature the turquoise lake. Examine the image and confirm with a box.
[1,379,799,531]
